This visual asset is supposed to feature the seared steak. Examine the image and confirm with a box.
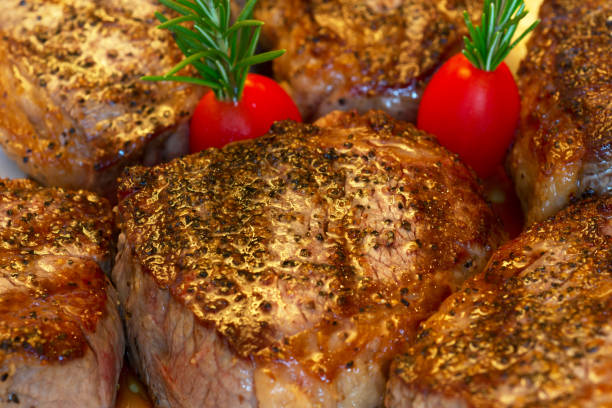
[241,0,482,121]
[0,0,203,199]
[386,195,612,408]
[0,179,124,407]
[507,0,612,225]
[114,110,504,407]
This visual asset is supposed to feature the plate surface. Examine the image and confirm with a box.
[0,148,25,179]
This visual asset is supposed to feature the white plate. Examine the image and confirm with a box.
[0,148,25,179]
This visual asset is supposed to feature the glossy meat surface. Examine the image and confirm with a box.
[508,0,612,225]
[386,195,612,408]
[0,179,124,407]
[0,0,202,199]
[116,110,503,407]
[248,0,481,121]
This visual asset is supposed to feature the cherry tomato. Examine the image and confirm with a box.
[189,73,302,152]
[417,53,520,178]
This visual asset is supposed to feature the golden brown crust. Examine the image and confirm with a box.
[508,0,612,225]
[0,179,113,262]
[254,0,482,121]
[0,0,203,198]
[389,195,612,407]
[117,110,504,382]
[0,255,108,364]
[0,179,114,364]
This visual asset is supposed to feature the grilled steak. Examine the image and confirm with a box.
[507,0,612,225]
[240,0,481,121]
[114,110,504,407]
[386,195,612,408]
[0,0,203,200]
[0,179,124,407]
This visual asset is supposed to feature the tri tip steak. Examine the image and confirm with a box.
[114,110,504,407]
[0,0,203,199]
[236,0,482,121]
[507,0,612,225]
[0,179,124,407]
[386,195,612,408]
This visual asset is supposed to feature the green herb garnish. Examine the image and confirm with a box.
[463,0,540,71]
[142,0,284,102]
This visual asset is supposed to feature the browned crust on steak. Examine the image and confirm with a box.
[0,179,113,263]
[251,0,482,121]
[0,178,114,363]
[0,179,124,407]
[1,285,124,408]
[0,0,203,199]
[387,195,612,408]
[0,255,109,364]
[113,233,257,408]
[117,110,504,388]
[507,0,612,225]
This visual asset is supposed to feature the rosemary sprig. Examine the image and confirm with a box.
[462,0,539,71]
[142,0,284,102]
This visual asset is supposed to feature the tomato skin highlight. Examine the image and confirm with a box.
[417,53,520,178]
[189,73,302,152]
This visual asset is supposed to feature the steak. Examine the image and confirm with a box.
[386,195,612,408]
[114,110,504,407]
[0,179,124,407]
[507,0,612,225]
[239,0,482,121]
[0,0,203,200]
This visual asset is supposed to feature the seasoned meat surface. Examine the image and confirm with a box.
[0,179,124,407]
[0,0,202,199]
[386,195,612,408]
[115,110,504,407]
[246,0,481,121]
[508,0,612,225]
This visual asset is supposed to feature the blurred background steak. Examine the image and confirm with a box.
[114,110,504,407]
[386,195,612,408]
[237,0,482,121]
[0,179,124,407]
[508,0,612,225]
[0,0,203,199]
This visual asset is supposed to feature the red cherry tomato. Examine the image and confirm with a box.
[417,53,520,178]
[189,73,302,152]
